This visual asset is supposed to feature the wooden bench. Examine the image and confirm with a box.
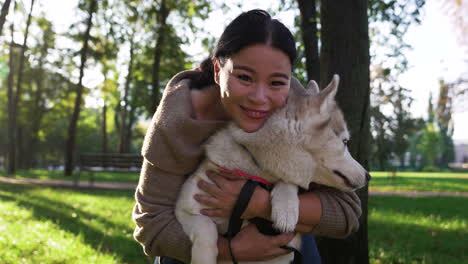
[448,162,468,171]
[76,153,143,185]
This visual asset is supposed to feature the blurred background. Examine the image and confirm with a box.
[1,1,467,263]
[0,0,467,174]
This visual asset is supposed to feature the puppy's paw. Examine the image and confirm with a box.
[271,182,299,232]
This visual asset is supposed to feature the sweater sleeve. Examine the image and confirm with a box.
[132,71,226,263]
[310,185,362,238]
[132,160,192,263]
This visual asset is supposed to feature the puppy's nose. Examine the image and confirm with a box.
[365,172,372,182]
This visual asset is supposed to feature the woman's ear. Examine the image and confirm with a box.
[213,58,220,85]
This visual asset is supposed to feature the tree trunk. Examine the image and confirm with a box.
[0,0,12,37]
[150,0,169,114]
[102,100,108,154]
[28,35,49,168]
[125,102,137,152]
[119,34,134,153]
[7,22,16,176]
[297,0,320,84]
[318,0,371,263]
[64,0,97,176]
[9,0,34,172]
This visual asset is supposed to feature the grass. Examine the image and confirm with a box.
[368,195,468,264]
[0,182,152,264]
[369,171,468,193]
[0,168,140,183]
[1,169,468,263]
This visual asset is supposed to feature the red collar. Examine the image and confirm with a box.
[209,161,273,187]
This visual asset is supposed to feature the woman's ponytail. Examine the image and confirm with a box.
[191,57,216,90]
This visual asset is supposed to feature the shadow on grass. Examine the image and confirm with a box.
[369,196,468,263]
[369,195,467,219]
[0,183,151,264]
[369,213,467,263]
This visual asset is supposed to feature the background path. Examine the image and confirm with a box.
[1,176,467,197]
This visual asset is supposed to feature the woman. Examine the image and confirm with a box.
[132,9,361,264]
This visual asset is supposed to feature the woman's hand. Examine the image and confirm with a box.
[194,170,271,219]
[218,223,295,261]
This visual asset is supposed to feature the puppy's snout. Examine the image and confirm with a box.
[365,172,371,182]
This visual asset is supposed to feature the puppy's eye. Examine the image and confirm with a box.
[343,139,349,147]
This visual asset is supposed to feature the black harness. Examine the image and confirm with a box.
[224,179,302,264]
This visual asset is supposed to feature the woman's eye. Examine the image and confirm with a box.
[236,74,252,82]
[271,81,286,86]
[343,139,349,146]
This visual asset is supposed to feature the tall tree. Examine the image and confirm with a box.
[64,0,97,176]
[25,16,55,168]
[7,20,18,175]
[147,0,211,115]
[435,80,455,167]
[296,0,320,83]
[318,0,371,263]
[14,0,35,169]
[0,0,12,37]
[6,0,35,174]
[150,0,169,115]
[119,32,135,153]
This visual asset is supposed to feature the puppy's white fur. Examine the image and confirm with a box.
[176,75,367,264]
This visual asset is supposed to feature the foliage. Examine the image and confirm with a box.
[369,65,425,170]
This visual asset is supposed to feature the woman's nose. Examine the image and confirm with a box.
[248,83,268,104]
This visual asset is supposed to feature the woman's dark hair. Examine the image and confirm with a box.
[191,9,296,89]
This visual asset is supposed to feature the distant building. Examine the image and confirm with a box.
[454,140,468,163]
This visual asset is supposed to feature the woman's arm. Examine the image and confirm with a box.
[197,170,362,238]
[133,160,192,263]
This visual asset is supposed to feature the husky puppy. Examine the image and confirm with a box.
[175,75,369,264]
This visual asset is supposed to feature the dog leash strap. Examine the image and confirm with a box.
[226,179,259,264]
[209,161,273,187]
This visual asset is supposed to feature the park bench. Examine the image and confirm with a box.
[76,153,143,185]
[448,162,468,171]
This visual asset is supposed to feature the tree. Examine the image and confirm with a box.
[435,79,455,167]
[0,0,12,37]
[64,0,97,176]
[296,0,320,83]
[7,20,18,175]
[6,0,35,175]
[24,16,56,168]
[318,0,371,263]
[147,0,211,115]
[418,123,442,167]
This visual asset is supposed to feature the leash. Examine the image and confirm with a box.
[209,161,273,187]
[222,178,302,264]
[226,179,259,264]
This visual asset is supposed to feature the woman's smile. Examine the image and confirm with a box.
[240,106,270,120]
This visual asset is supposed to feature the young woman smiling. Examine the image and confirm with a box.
[132,9,361,264]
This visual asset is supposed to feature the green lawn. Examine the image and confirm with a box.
[1,170,468,263]
[369,195,468,264]
[0,182,151,264]
[369,171,468,193]
[0,168,140,183]
[1,182,467,264]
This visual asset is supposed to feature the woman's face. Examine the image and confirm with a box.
[214,44,291,133]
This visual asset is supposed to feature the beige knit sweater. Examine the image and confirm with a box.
[132,70,362,263]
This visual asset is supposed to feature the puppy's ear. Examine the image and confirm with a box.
[319,74,339,113]
[307,80,320,94]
